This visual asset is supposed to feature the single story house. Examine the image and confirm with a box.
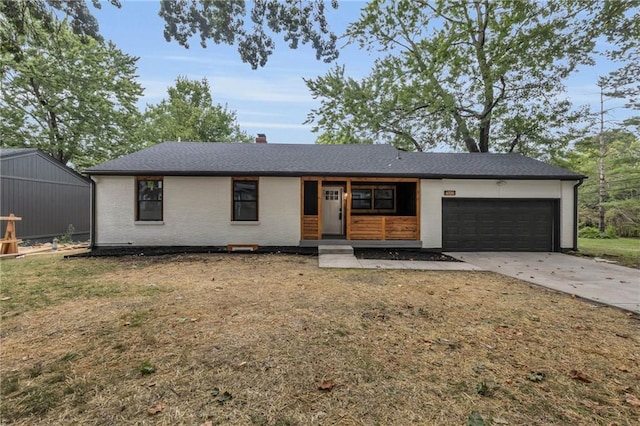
[0,148,90,243]
[84,142,585,252]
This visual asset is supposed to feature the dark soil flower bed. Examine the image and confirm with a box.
[353,249,460,261]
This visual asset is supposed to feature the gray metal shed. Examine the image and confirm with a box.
[0,148,90,243]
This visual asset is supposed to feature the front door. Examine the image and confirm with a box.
[322,187,343,235]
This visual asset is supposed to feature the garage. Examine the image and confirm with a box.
[442,199,560,252]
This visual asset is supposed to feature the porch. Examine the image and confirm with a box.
[300,176,420,243]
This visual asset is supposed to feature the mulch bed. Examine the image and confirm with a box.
[354,248,460,261]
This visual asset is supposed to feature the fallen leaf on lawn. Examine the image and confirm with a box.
[200,421,213,426]
[146,402,167,416]
[466,411,485,426]
[580,399,604,410]
[237,361,247,368]
[1,297,11,301]
[527,372,546,382]
[318,381,336,391]
[617,365,631,372]
[216,391,233,404]
[570,370,592,383]
[493,417,509,425]
[625,394,640,407]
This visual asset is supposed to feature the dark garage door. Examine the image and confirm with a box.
[443,199,559,252]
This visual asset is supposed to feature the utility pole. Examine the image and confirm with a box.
[598,82,607,233]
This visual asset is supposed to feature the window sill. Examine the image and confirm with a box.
[134,221,164,225]
[230,221,260,226]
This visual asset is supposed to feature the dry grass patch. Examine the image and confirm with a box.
[1,253,639,425]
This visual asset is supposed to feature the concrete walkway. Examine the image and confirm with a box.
[318,245,482,271]
[317,245,639,313]
[446,252,640,313]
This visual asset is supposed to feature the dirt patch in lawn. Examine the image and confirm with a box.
[1,253,639,425]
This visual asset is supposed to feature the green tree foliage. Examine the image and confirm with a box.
[159,0,339,69]
[306,0,634,154]
[559,131,640,237]
[0,2,143,169]
[138,76,252,144]
[596,0,640,111]
[4,0,339,70]
[0,0,119,50]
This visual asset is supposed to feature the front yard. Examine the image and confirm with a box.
[1,254,639,425]
[578,238,640,269]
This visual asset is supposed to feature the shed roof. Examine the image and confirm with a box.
[0,148,39,159]
[84,142,584,180]
[1,148,90,184]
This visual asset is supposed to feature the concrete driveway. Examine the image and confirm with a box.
[446,252,640,313]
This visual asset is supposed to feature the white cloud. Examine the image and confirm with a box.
[242,110,286,118]
[209,75,314,104]
[146,55,241,68]
[139,79,172,103]
[239,121,311,130]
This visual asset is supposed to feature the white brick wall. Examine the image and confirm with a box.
[93,175,300,246]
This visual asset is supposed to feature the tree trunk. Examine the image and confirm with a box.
[464,137,480,152]
[29,77,66,163]
[478,121,490,152]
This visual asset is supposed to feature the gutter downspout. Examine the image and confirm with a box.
[573,178,584,251]
[90,177,96,250]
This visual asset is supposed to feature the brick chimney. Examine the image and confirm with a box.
[255,133,267,143]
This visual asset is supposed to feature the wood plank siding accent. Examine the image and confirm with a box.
[350,216,418,240]
[302,216,319,240]
[301,176,419,241]
[350,216,383,239]
[384,216,418,240]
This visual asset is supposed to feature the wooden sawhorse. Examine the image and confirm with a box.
[1,214,23,255]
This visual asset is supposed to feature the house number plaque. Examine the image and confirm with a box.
[444,190,456,196]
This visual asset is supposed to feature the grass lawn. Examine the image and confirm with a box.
[1,253,639,425]
[578,238,640,269]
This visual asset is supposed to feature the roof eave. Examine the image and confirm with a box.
[84,169,585,180]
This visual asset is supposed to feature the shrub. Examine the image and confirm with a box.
[578,226,616,239]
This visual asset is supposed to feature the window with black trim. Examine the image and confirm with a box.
[303,180,318,215]
[233,179,258,221]
[351,185,395,213]
[351,188,372,209]
[137,177,163,221]
[374,189,394,209]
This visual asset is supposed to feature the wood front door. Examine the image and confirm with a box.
[322,187,343,235]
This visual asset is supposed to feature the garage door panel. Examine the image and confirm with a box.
[442,199,558,252]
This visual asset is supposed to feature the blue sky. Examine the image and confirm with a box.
[89,0,629,146]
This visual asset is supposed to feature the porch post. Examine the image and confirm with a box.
[317,179,323,240]
[346,179,351,240]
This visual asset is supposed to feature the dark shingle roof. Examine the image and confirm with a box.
[0,148,39,159]
[84,142,584,180]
